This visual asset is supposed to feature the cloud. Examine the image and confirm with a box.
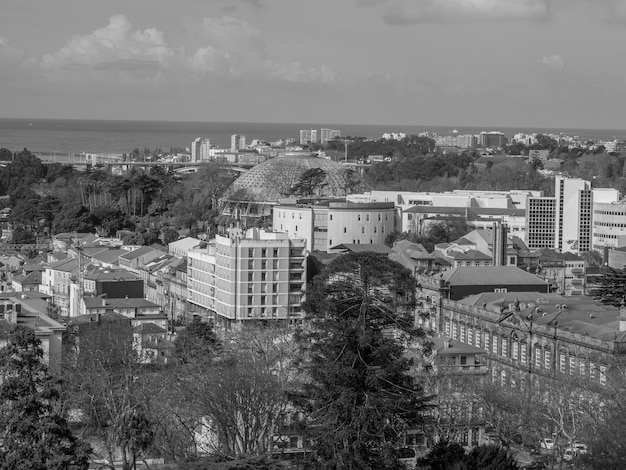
[190,15,336,84]
[268,62,336,84]
[363,0,551,24]
[540,54,566,71]
[30,13,335,92]
[41,15,179,80]
[600,0,626,23]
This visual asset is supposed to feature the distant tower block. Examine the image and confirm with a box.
[492,221,508,266]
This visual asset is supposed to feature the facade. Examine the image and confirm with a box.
[527,177,620,254]
[231,134,247,151]
[191,137,211,163]
[526,197,557,250]
[478,131,506,149]
[0,292,65,368]
[320,128,341,145]
[273,198,396,253]
[168,237,203,258]
[83,269,144,299]
[299,129,318,145]
[417,266,549,302]
[438,292,625,394]
[592,199,626,250]
[187,228,307,329]
[40,257,77,316]
[555,176,592,253]
[535,251,586,296]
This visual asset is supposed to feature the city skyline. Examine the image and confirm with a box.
[2,0,626,129]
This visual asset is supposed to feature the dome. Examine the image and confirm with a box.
[226,153,364,203]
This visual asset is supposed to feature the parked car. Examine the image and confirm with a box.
[562,448,576,462]
[539,438,554,450]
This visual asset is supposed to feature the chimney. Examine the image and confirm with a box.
[620,303,626,332]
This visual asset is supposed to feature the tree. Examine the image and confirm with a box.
[63,320,155,470]
[296,252,432,469]
[465,445,519,469]
[51,203,97,234]
[419,441,519,470]
[289,168,328,197]
[163,227,180,245]
[0,325,92,470]
[590,266,626,306]
[11,226,36,244]
[419,440,466,470]
[173,320,220,365]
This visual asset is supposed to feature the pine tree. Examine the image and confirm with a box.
[0,325,92,470]
[295,252,432,469]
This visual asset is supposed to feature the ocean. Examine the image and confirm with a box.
[0,118,625,155]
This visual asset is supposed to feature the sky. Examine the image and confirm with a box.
[1,0,626,129]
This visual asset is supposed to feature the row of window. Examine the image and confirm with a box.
[445,320,607,385]
[247,248,280,258]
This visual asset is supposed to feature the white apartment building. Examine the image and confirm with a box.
[593,197,626,250]
[191,137,211,163]
[527,177,620,253]
[187,228,307,329]
[40,258,78,316]
[299,129,318,145]
[273,199,396,253]
[231,134,246,151]
[320,128,341,145]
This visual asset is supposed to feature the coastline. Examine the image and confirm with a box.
[1,117,625,155]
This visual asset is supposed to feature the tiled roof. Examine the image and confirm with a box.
[133,322,166,334]
[440,266,549,286]
[120,246,154,261]
[330,243,391,254]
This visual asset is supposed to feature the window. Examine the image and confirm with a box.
[570,356,577,375]
[520,344,527,364]
[475,329,481,348]
[460,355,467,365]
[492,336,498,355]
[501,339,507,358]
[273,248,278,257]
[366,214,370,221]
[261,272,266,282]
[248,260,254,269]
[590,362,597,380]
[544,350,551,370]
[343,227,347,233]
[361,227,365,234]
[248,248,254,257]
[600,365,607,385]
[535,347,542,368]
[261,296,266,305]
[248,272,253,282]
[247,296,253,305]
[261,260,267,269]
[512,341,519,360]
[460,325,466,342]
[445,320,450,336]
[467,328,473,345]
[484,332,490,351]
[580,360,586,376]
[559,353,566,373]
[452,323,458,340]
[262,248,267,257]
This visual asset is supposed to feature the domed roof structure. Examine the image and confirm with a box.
[226,152,364,203]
